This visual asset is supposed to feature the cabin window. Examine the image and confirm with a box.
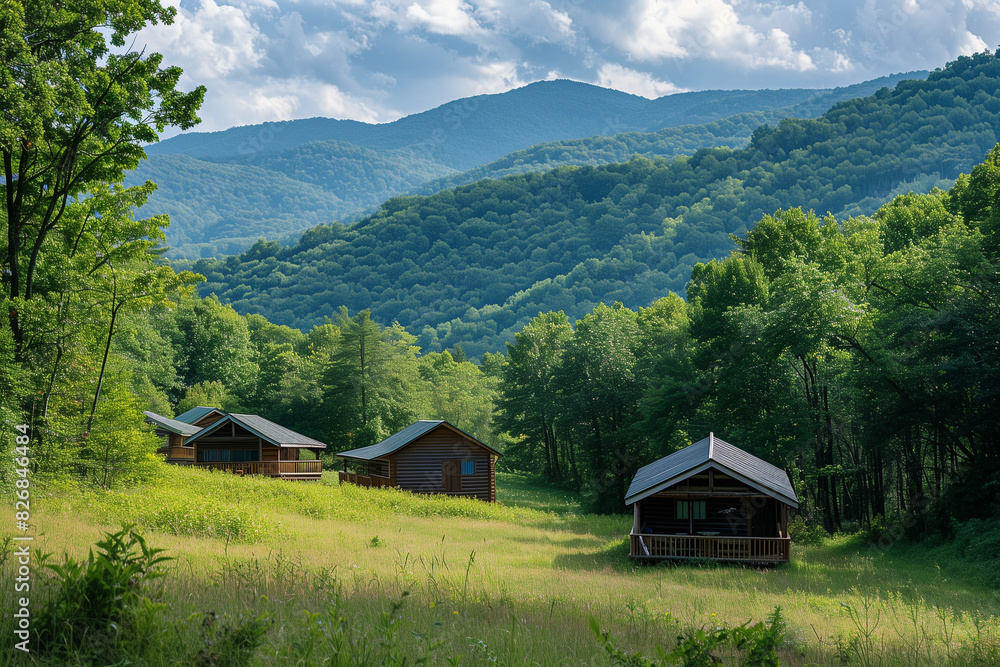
[199,449,231,462]
[676,501,706,520]
[231,450,260,462]
[461,460,475,475]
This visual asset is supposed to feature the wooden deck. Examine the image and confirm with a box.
[630,534,790,563]
[166,458,323,480]
[338,471,398,488]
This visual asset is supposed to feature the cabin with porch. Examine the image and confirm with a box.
[337,420,499,502]
[145,407,326,480]
[626,433,798,563]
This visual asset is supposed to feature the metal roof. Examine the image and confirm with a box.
[173,406,222,424]
[186,413,327,449]
[144,411,202,437]
[338,420,501,460]
[625,433,798,508]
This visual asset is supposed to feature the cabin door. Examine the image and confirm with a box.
[442,460,462,492]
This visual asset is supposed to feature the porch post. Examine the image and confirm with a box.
[631,502,640,534]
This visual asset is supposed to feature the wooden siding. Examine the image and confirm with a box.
[389,428,496,501]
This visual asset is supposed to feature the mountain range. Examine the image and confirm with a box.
[132,73,925,259]
[187,53,1000,358]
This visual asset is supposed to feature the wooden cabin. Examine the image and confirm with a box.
[145,407,326,480]
[626,433,798,563]
[337,420,500,502]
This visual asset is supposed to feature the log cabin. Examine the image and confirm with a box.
[145,407,326,480]
[337,420,500,502]
[626,433,798,563]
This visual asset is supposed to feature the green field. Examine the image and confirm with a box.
[3,468,999,665]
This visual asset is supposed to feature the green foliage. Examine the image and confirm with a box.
[321,308,423,451]
[35,525,173,661]
[952,517,1000,563]
[176,381,235,415]
[590,606,786,666]
[1,0,203,483]
[85,464,585,538]
[94,474,277,542]
[82,384,163,489]
[787,516,827,546]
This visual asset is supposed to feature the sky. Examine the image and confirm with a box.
[137,0,1000,134]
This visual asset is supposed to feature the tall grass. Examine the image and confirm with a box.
[2,466,1000,665]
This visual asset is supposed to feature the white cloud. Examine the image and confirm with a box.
[596,63,684,98]
[957,30,989,55]
[594,0,816,71]
[136,0,267,80]
[467,61,527,94]
[405,0,483,37]
[474,0,577,44]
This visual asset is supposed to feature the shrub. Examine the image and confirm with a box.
[590,606,787,666]
[34,525,172,661]
[788,515,827,545]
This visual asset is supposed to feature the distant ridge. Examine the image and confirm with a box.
[133,71,927,258]
[148,75,927,169]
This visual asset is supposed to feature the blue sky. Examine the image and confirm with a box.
[139,0,1000,134]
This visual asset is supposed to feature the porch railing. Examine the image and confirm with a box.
[339,471,397,488]
[630,534,790,562]
[191,460,322,477]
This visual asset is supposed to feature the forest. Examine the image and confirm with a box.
[190,52,999,358]
[2,0,999,567]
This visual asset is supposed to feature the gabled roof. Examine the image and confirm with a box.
[185,413,327,449]
[625,433,798,508]
[174,406,223,424]
[338,420,501,460]
[144,411,202,437]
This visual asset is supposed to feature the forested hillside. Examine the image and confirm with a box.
[134,74,923,258]
[136,143,456,257]
[416,72,927,193]
[192,53,1000,358]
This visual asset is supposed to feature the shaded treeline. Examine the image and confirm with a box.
[496,151,1000,532]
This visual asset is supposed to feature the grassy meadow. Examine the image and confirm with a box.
[2,468,999,665]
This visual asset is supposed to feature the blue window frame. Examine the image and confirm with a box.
[461,460,475,475]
